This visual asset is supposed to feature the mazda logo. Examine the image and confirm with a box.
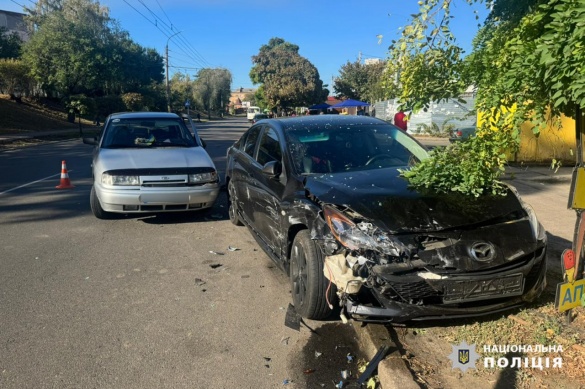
[469,242,496,262]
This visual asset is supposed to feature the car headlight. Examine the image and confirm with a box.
[506,184,546,241]
[188,171,218,184]
[522,202,547,241]
[101,173,140,186]
[324,206,378,251]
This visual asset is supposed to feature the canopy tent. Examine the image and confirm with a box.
[329,99,370,108]
[308,103,331,110]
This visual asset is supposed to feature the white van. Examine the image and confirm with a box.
[247,106,261,121]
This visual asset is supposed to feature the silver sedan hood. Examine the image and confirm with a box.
[95,147,216,171]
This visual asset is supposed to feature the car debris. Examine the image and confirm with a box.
[357,345,390,386]
[228,246,240,251]
[209,250,224,255]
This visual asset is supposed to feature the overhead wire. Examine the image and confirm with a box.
[132,0,211,69]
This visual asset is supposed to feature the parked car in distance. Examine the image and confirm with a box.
[251,113,269,124]
[247,106,261,121]
[225,115,547,322]
[449,126,476,142]
[83,112,220,219]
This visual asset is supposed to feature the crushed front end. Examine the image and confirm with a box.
[315,203,548,324]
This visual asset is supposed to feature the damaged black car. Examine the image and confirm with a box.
[225,115,547,323]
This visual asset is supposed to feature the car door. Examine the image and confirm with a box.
[246,126,287,257]
[230,125,263,226]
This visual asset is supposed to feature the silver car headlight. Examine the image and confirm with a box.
[188,171,218,184]
[101,173,140,186]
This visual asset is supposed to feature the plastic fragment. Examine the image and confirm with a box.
[341,370,349,379]
[228,246,240,251]
[315,351,322,358]
[283,379,291,385]
[304,369,315,374]
[346,353,354,362]
[335,381,344,388]
[209,264,222,269]
[209,251,224,255]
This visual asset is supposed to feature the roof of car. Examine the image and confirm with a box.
[108,112,180,119]
[264,114,389,131]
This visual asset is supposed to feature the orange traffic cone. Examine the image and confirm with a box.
[56,160,75,189]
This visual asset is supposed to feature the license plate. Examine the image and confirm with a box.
[442,274,524,303]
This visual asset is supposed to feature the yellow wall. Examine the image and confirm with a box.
[511,115,576,163]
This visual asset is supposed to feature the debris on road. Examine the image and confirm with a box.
[357,345,390,386]
[284,303,301,331]
[209,250,224,255]
[209,264,222,269]
[228,246,240,251]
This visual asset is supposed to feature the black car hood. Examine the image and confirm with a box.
[304,168,524,233]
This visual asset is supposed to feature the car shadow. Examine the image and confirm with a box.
[134,190,229,225]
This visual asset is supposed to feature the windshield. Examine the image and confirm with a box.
[102,118,197,148]
[285,122,428,175]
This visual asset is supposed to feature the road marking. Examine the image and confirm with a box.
[0,170,74,195]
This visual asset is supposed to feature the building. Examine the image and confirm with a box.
[0,10,29,41]
[229,87,256,113]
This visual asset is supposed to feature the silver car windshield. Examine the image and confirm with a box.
[285,123,429,175]
[102,118,197,148]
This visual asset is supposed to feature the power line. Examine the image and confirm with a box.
[132,0,211,68]
[9,0,26,8]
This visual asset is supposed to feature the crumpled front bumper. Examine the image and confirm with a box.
[343,247,547,323]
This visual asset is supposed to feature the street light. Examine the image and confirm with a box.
[165,31,182,113]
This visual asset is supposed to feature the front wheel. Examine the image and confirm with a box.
[90,186,113,219]
[290,230,336,320]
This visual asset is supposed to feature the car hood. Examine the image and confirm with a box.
[304,168,524,233]
[96,147,215,171]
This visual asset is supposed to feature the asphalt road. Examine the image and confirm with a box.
[0,117,370,389]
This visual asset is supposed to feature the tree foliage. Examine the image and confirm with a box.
[386,0,585,196]
[0,27,22,59]
[250,37,328,111]
[0,59,31,97]
[334,59,386,102]
[21,0,163,98]
[193,68,232,117]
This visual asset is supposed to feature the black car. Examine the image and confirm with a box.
[225,115,547,323]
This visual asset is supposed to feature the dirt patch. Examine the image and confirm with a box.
[394,293,585,389]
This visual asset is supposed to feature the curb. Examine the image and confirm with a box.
[352,322,420,389]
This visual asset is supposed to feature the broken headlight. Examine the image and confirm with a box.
[507,184,546,241]
[323,205,387,252]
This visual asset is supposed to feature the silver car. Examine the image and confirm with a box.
[83,112,220,219]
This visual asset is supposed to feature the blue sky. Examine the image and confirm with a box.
[3,0,489,93]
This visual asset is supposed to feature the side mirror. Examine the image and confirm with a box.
[261,161,282,178]
[83,137,98,146]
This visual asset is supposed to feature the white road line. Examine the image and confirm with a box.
[0,170,75,195]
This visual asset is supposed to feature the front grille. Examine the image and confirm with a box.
[388,281,439,300]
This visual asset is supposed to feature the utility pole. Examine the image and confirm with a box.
[165,31,182,113]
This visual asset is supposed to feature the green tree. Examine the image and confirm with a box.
[250,37,328,111]
[22,0,164,99]
[0,59,31,98]
[0,27,22,59]
[334,59,386,102]
[193,68,232,119]
[385,0,584,196]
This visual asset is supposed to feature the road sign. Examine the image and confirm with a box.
[185,99,190,108]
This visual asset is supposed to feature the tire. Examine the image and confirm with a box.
[227,180,243,226]
[290,230,336,320]
[90,186,113,220]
